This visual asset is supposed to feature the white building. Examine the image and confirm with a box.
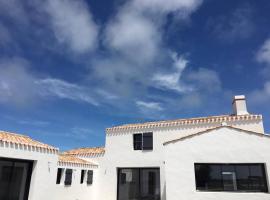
[1,95,270,200]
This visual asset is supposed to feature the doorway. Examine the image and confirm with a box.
[117,168,160,200]
[0,158,33,200]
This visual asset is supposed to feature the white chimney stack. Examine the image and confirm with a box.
[232,95,249,115]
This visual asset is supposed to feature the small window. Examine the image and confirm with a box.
[87,170,93,185]
[133,134,142,150]
[133,132,153,150]
[81,170,86,184]
[56,168,63,184]
[65,169,73,186]
[195,163,268,193]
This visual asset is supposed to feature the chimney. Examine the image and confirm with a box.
[232,95,249,115]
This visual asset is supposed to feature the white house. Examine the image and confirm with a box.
[1,95,270,200]
[0,132,99,200]
[0,131,59,200]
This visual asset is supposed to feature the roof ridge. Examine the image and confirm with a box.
[0,130,58,151]
[107,114,262,131]
[58,154,97,166]
[0,130,30,138]
[163,125,267,145]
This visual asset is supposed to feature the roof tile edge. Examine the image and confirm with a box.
[106,114,262,133]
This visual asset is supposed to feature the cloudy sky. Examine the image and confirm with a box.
[0,0,270,150]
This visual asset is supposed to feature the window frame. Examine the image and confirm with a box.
[133,132,153,151]
[194,163,269,193]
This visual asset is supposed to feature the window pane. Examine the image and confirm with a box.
[195,164,222,191]
[118,169,140,200]
[195,163,268,193]
[249,165,267,192]
[134,134,142,150]
[222,165,237,191]
[143,132,153,150]
[140,169,160,199]
[235,165,249,191]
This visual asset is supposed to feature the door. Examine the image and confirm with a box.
[0,158,33,200]
[117,168,160,200]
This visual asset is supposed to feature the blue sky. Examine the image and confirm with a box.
[0,0,270,150]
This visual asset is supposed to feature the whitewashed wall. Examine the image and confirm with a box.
[164,127,270,200]
[53,164,99,200]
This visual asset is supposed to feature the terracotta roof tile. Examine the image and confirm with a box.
[106,114,262,132]
[163,125,268,145]
[58,154,97,166]
[63,147,105,156]
[0,130,58,151]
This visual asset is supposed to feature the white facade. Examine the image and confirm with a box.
[164,126,270,200]
[54,163,98,200]
[99,115,264,200]
[1,95,270,200]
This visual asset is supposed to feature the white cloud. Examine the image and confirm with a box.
[249,81,270,105]
[0,57,120,108]
[0,58,38,107]
[152,54,192,92]
[186,68,221,92]
[257,38,270,65]
[45,0,98,53]
[104,0,202,65]
[132,0,202,16]
[36,78,99,106]
[250,38,270,105]
[105,10,160,64]
[136,100,163,111]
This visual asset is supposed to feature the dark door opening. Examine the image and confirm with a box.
[0,158,33,200]
[117,168,160,200]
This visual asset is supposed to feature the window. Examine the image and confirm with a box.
[80,170,86,184]
[133,132,153,150]
[56,168,63,184]
[64,169,72,186]
[117,168,161,200]
[195,163,268,193]
[87,170,93,185]
[0,158,33,200]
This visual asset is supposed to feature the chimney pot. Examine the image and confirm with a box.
[232,95,249,115]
